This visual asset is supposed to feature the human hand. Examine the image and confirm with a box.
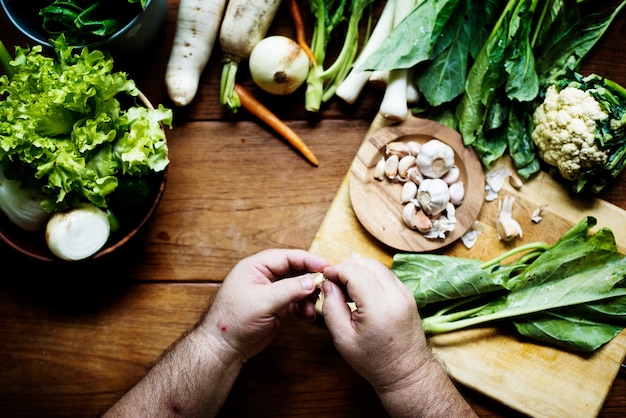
[200,248,330,363]
[320,258,432,392]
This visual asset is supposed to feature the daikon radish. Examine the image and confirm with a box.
[165,0,227,107]
[219,0,283,112]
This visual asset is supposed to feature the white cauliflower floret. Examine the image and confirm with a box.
[532,85,609,180]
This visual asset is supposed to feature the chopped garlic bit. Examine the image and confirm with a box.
[496,196,523,241]
[461,221,484,249]
[485,166,512,201]
[531,205,546,223]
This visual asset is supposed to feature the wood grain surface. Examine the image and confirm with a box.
[0,1,625,417]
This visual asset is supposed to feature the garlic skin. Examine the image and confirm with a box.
[417,178,450,216]
[415,139,455,178]
[496,196,523,241]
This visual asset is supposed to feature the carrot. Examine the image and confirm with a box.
[165,0,227,107]
[288,0,317,67]
[234,83,319,167]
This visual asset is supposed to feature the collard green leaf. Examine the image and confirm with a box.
[513,312,624,352]
[391,254,501,307]
[359,0,460,71]
[535,1,626,86]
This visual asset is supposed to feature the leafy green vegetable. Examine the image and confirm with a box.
[305,0,375,112]
[0,36,172,214]
[40,0,147,45]
[392,217,626,352]
[361,0,626,182]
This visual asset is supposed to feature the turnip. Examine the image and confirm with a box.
[165,0,227,107]
[219,0,283,111]
[249,36,310,96]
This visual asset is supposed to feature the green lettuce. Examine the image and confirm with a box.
[0,36,172,213]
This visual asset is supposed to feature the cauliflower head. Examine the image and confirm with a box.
[532,85,608,180]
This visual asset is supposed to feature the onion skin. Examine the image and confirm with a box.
[249,36,310,95]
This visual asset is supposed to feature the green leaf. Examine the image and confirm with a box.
[513,312,624,352]
[360,0,460,71]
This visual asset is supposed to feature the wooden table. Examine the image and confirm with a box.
[0,1,624,416]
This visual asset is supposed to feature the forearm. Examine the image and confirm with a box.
[375,356,477,418]
[103,325,243,418]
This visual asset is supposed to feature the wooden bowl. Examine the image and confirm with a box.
[349,116,485,252]
[0,92,168,262]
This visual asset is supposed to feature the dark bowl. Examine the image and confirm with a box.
[0,0,167,60]
[0,93,168,263]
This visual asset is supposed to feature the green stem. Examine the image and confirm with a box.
[220,58,241,113]
[0,41,15,79]
[479,241,550,270]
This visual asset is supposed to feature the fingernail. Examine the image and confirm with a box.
[300,276,314,291]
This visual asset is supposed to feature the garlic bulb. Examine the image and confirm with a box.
[415,139,455,178]
[417,178,450,216]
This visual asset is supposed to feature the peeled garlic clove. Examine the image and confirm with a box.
[384,154,399,178]
[386,141,410,157]
[374,156,386,180]
[407,141,421,156]
[402,201,419,229]
[401,181,418,204]
[449,181,465,205]
[398,154,416,178]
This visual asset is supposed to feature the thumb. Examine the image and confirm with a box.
[320,280,353,337]
[263,275,317,313]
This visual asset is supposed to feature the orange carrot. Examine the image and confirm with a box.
[234,83,319,166]
[288,0,317,67]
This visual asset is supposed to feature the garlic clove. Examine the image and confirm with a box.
[386,141,410,157]
[407,141,421,156]
[496,196,523,241]
[449,181,465,205]
[441,165,460,184]
[401,181,418,204]
[398,154,416,178]
[384,154,399,178]
[402,201,419,229]
[374,156,386,180]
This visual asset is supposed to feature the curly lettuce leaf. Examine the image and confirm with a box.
[0,36,172,213]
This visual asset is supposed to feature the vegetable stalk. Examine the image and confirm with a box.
[304,0,376,112]
[392,217,626,352]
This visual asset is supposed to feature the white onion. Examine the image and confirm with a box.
[248,35,309,95]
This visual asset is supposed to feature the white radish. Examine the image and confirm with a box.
[219,0,283,111]
[46,203,111,261]
[165,0,227,107]
[249,35,310,95]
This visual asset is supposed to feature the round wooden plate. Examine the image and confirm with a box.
[349,116,485,252]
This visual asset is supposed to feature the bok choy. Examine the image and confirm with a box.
[391,217,626,352]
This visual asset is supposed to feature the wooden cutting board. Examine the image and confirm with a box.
[308,114,626,417]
